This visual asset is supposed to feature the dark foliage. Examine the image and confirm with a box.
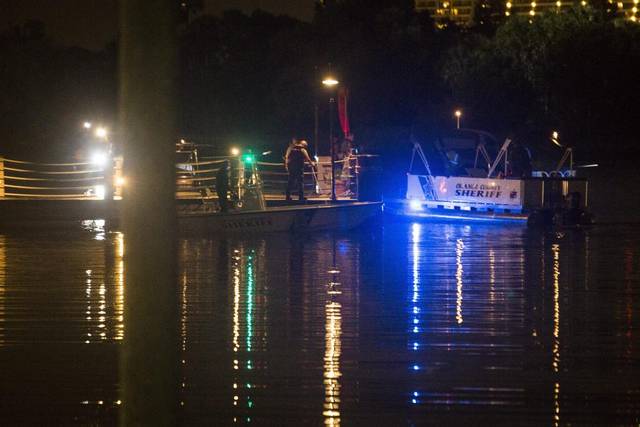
[1,1,638,172]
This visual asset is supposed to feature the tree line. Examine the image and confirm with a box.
[1,1,638,166]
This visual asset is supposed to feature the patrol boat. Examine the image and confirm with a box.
[386,130,592,226]
[177,151,381,233]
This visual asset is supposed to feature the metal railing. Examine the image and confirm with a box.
[0,157,107,199]
[0,153,367,200]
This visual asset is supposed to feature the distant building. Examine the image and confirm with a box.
[416,0,475,26]
[415,0,639,27]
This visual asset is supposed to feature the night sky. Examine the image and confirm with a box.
[1,0,314,50]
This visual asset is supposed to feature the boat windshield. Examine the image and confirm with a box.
[429,130,499,177]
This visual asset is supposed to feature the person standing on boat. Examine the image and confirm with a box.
[285,140,315,201]
[216,159,231,212]
[284,137,297,163]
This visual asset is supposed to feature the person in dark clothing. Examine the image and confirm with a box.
[285,140,314,201]
[216,160,231,212]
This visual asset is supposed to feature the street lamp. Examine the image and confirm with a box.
[323,76,339,201]
[454,109,462,129]
[322,77,339,87]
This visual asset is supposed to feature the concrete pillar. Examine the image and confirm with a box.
[119,1,179,425]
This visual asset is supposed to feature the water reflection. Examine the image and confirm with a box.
[323,300,342,425]
[323,239,343,425]
[409,223,422,404]
[224,242,270,423]
[0,235,5,346]
[0,223,639,424]
[551,242,561,426]
[455,238,464,325]
[84,232,124,343]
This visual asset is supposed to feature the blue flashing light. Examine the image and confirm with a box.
[413,365,420,371]
[413,342,419,350]
[412,399,417,404]
[414,392,419,397]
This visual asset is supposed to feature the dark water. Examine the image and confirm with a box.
[0,221,639,425]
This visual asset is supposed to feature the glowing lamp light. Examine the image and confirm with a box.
[90,151,109,167]
[322,77,339,87]
[95,127,108,139]
[115,176,126,187]
[454,110,462,118]
[230,147,240,156]
[83,121,92,129]
[409,199,424,211]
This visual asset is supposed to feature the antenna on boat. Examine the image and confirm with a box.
[554,147,574,176]
[409,137,437,200]
[409,138,434,177]
[487,138,512,178]
[473,143,492,170]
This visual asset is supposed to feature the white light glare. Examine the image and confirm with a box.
[95,127,108,139]
[409,199,424,211]
[91,151,109,167]
[322,77,339,86]
[94,185,106,200]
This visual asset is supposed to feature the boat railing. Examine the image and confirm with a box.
[0,156,115,200]
[0,152,371,201]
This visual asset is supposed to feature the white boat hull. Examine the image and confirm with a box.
[177,202,382,233]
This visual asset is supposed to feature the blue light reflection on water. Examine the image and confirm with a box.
[0,223,639,425]
[410,223,422,402]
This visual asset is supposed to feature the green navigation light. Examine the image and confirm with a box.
[242,153,255,164]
